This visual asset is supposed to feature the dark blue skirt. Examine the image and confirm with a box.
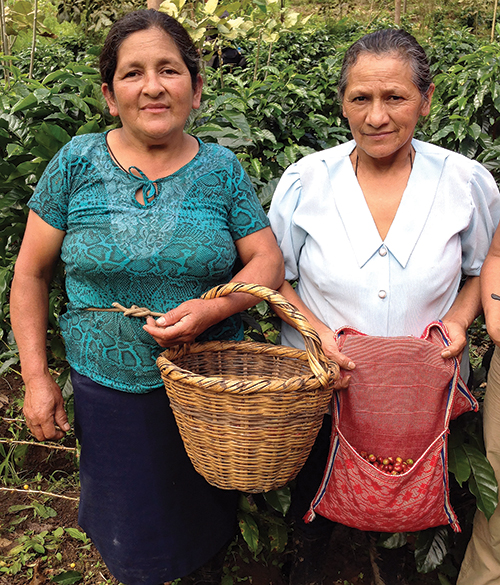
[72,369,238,585]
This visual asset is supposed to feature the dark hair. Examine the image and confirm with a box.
[338,29,433,103]
[99,9,200,92]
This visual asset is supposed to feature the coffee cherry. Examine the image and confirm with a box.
[356,449,414,475]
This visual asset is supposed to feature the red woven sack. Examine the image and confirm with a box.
[305,321,478,533]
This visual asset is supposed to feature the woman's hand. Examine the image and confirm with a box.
[143,299,220,347]
[440,276,481,360]
[23,376,70,441]
[440,319,468,360]
[316,327,355,390]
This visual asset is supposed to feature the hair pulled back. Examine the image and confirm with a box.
[338,29,433,103]
[99,9,200,92]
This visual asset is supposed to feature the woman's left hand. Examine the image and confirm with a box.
[143,299,219,347]
[440,319,467,359]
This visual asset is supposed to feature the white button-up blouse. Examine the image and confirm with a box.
[268,139,500,350]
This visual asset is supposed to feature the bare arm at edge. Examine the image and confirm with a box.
[481,226,500,347]
[10,210,68,441]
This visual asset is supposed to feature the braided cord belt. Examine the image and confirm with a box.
[86,302,163,318]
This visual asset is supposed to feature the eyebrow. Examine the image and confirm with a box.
[118,57,182,69]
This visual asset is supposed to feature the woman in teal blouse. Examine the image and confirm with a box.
[10,10,284,585]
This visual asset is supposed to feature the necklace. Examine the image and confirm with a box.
[354,148,414,177]
[105,132,158,203]
[106,132,129,173]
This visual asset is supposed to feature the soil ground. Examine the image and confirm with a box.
[0,368,485,585]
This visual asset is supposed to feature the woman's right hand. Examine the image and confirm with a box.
[317,327,355,390]
[23,375,70,441]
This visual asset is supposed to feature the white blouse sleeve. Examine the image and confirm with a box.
[268,165,306,282]
[461,162,500,276]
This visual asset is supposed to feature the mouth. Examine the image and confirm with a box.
[363,131,393,138]
[141,104,169,112]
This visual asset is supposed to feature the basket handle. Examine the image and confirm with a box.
[201,282,336,387]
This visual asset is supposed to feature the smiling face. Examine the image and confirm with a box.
[102,27,202,147]
[342,53,434,164]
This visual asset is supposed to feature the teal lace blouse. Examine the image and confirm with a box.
[29,133,269,393]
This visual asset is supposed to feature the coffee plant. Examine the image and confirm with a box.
[1,8,500,581]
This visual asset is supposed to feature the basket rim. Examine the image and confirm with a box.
[157,340,336,395]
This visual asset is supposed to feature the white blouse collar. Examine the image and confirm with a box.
[327,139,448,268]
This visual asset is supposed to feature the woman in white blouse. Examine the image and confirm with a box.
[268,29,500,585]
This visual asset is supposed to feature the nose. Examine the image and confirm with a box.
[365,99,390,128]
[143,72,164,97]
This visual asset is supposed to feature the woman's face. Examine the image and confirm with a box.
[102,27,202,146]
[342,53,434,162]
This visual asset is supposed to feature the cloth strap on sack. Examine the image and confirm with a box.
[305,321,478,533]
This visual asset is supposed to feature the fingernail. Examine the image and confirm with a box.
[63,423,70,431]
[156,316,166,326]
[347,361,355,370]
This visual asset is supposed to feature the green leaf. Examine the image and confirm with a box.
[50,336,66,360]
[448,444,471,486]
[258,177,280,208]
[414,527,449,573]
[35,122,71,151]
[53,527,64,538]
[51,570,83,584]
[221,111,252,137]
[377,532,408,549]
[268,521,288,553]
[238,512,259,553]
[65,528,89,543]
[8,504,32,513]
[463,444,498,520]
[11,93,37,113]
[32,501,57,519]
[238,493,257,513]
[42,70,71,84]
[33,88,51,102]
[263,487,291,516]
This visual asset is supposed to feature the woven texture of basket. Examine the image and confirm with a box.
[157,282,339,493]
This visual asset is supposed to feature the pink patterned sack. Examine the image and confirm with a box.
[305,322,478,533]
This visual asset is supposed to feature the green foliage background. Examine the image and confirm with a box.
[1,1,500,581]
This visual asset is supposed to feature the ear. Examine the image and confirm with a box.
[191,74,203,110]
[420,83,435,117]
[341,99,347,118]
[102,83,119,117]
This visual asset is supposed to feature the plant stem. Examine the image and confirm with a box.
[0,486,79,501]
[253,32,262,82]
[0,0,9,85]
[492,0,498,42]
[29,0,38,79]
[395,0,402,25]
[0,438,77,452]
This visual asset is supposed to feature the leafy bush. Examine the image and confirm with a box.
[0,62,111,354]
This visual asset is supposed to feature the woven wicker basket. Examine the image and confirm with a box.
[157,282,339,493]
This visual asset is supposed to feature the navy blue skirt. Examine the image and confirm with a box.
[72,369,238,585]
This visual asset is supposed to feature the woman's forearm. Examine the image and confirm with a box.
[442,276,482,331]
[10,271,52,383]
[441,276,482,358]
[10,211,65,383]
[481,252,500,346]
